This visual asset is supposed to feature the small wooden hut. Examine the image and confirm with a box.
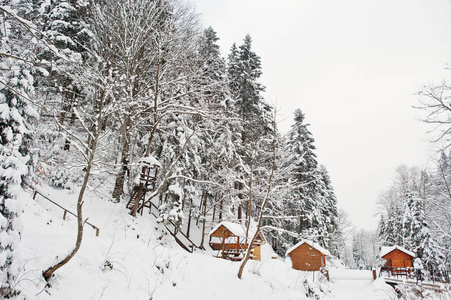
[381,245,415,272]
[209,221,265,261]
[286,240,330,271]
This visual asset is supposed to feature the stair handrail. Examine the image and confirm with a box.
[30,186,100,237]
[148,199,198,252]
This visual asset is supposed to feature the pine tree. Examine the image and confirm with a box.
[229,34,272,145]
[32,0,92,189]
[263,109,339,255]
[285,109,322,240]
[404,194,446,269]
[318,165,339,252]
[0,0,38,296]
[227,43,240,104]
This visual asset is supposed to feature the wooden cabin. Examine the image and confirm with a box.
[286,240,330,271]
[209,221,265,261]
[381,245,415,273]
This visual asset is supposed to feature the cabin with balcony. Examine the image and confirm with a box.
[209,221,265,261]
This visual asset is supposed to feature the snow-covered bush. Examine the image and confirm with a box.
[157,199,184,231]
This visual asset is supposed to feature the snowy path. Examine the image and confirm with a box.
[327,269,395,299]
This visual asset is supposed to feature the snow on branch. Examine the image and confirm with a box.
[167,175,222,187]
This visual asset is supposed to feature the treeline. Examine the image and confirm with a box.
[375,161,451,271]
[373,81,451,271]
[0,0,339,294]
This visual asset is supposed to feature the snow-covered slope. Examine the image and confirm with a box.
[13,184,332,299]
[14,184,449,299]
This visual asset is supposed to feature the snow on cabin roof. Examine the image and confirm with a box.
[380,245,415,258]
[286,240,330,257]
[209,221,256,238]
[138,155,161,167]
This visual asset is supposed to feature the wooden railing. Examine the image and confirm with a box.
[147,200,198,253]
[381,266,450,284]
[31,187,100,237]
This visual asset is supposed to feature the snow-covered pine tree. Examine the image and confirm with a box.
[197,27,230,108]
[262,109,338,255]
[232,34,272,145]
[191,27,242,242]
[377,164,449,270]
[429,152,451,268]
[318,165,339,253]
[377,167,412,247]
[227,43,240,104]
[226,34,273,224]
[403,191,446,270]
[33,0,91,188]
[0,0,39,296]
[284,109,323,241]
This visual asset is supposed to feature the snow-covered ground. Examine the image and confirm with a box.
[327,269,394,299]
[10,183,437,299]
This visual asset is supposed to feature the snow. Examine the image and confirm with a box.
[139,155,161,168]
[286,239,331,257]
[325,269,395,299]
[209,220,254,238]
[380,245,415,258]
[9,183,438,299]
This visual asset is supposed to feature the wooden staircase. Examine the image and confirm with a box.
[134,196,198,253]
[125,162,199,253]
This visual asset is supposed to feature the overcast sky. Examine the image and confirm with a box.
[192,0,451,230]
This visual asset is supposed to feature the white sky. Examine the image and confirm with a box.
[191,0,451,230]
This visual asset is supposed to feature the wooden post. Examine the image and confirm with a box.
[222,229,225,259]
[186,208,192,238]
[33,191,37,200]
[63,210,67,220]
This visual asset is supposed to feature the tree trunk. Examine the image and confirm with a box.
[130,186,144,217]
[219,199,223,221]
[63,89,77,151]
[212,198,216,223]
[186,208,192,239]
[43,127,100,281]
[43,163,89,281]
[200,191,208,249]
[196,191,205,226]
[43,91,104,281]
[238,130,276,279]
[238,205,242,223]
[112,115,131,202]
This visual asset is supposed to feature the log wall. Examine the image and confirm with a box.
[383,249,413,269]
[289,243,325,271]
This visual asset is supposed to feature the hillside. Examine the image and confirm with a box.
[14,181,450,300]
[13,183,336,299]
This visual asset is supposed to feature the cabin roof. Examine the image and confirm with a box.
[209,221,254,238]
[380,245,415,258]
[286,239,330,257]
